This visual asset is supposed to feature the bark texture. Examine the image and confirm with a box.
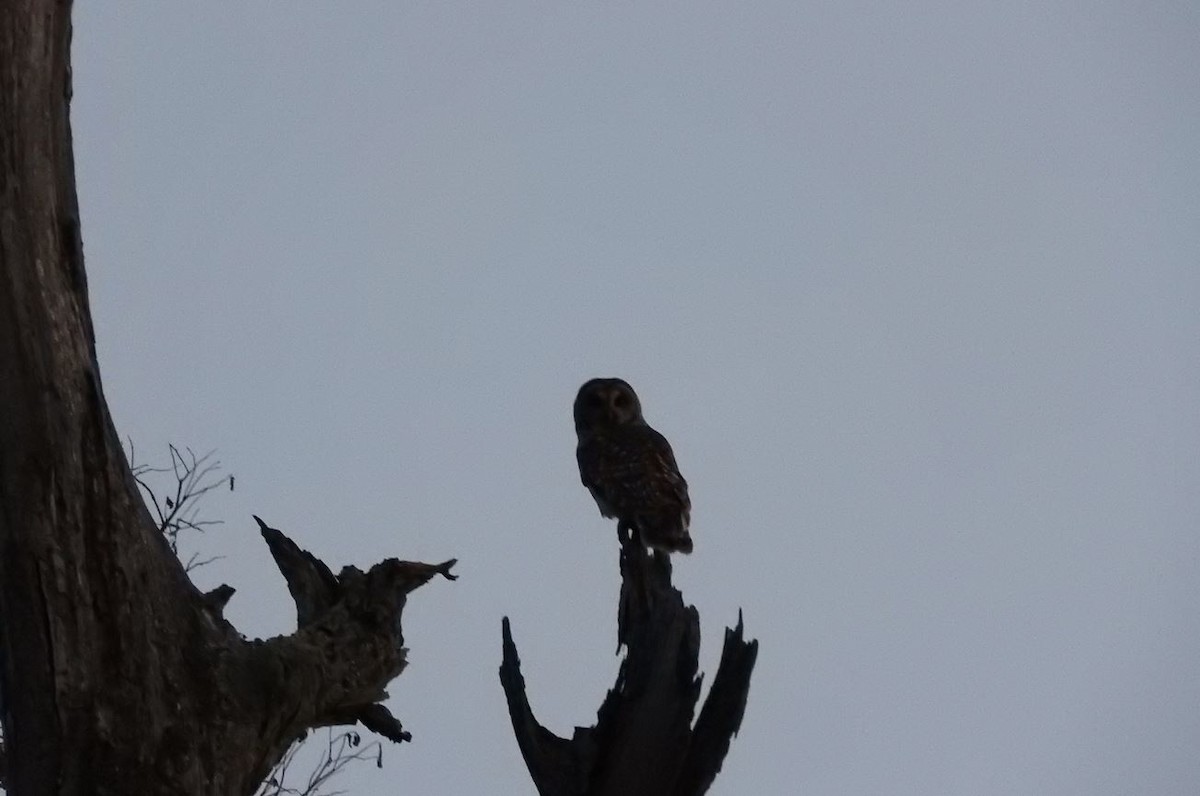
[0,4,456,794]
[500,541,758,796]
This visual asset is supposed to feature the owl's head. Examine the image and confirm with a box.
[574,377,644,434]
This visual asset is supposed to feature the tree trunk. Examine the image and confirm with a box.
[0,4,454,794]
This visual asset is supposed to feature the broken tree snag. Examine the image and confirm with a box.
[256,514,457,629]
[255,514,342,625]
[245,517,457,751]
[499,542,758,796]
[202,517,458,793]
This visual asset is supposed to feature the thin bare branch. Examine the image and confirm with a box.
[126,441,232,570]
[183,551,225,573]
[255,729,383,796]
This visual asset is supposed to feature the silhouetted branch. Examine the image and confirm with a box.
[250,516,457,753]
[255,515,456,632]
[500,619,595,795]
[315,704,412,745]
[202,584,237,618]
[255,515,340,627]
[673,612,758,795]
[500,542,757,796]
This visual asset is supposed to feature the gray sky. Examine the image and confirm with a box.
[72,3,1199,794]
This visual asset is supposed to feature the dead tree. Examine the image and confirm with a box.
[130,445,391,796]
[500,540,759,796]
[0,4,455,794]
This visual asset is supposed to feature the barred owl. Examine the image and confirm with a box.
[574,378,693,554]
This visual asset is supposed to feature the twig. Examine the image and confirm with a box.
[256,729,382,796]
[127,441,232,572]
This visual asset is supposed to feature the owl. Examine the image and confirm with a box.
[574,378,693,554]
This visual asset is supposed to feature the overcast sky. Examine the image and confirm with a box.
[71,3,1198,794]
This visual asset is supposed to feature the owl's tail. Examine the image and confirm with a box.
[641,522,694,555]
[663,532,694,555]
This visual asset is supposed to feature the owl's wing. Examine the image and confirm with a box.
[642,427,691,521]
[625,426,693,553]
[578,426,691,528]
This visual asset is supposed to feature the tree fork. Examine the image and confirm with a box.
[0,4,456,793]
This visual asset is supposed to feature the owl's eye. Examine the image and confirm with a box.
[612,393,630,409]
[587,392,604,407]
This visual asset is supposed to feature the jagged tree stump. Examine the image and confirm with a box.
[500,541,758,796]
